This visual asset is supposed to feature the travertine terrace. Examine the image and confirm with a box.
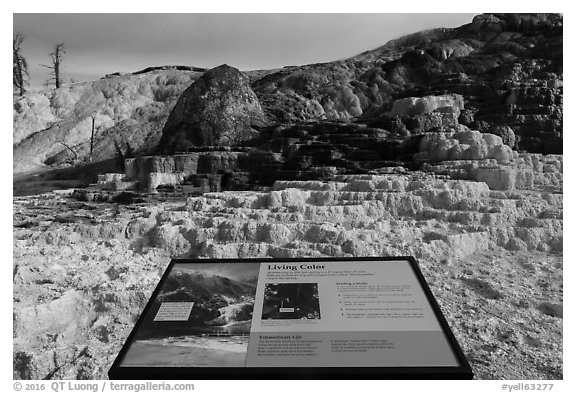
[13,153,562,379]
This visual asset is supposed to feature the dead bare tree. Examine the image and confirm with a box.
[40,43,66,88]
[13,32,29,96]
[89,113,98,162]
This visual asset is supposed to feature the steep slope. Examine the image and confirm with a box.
[13,69,204,173]
[252,13,562,152]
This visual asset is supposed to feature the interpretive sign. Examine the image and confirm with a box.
[109,257,473,379]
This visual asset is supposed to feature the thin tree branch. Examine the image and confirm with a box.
[56,141,78,162]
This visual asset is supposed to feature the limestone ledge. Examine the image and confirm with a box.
[426,152,562,191]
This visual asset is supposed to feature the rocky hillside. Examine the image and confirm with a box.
[13,68,205,173]
[251,13,562,152]
[13,13,562,175]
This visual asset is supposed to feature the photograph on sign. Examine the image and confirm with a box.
[121,262,259,367]
[262,283,321,320]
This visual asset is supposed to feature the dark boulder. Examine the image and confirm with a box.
[156,64,268,154]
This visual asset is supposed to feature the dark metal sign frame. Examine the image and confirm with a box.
[109,256,473,379]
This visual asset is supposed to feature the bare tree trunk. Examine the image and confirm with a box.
[16,64,24,96]
[13,32,28,96]
[90,115,96,162]
[53,43,64,88]
[14,59,23,96]
[40,43,65,88]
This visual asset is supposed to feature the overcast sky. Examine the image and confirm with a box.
[13,13,477,89]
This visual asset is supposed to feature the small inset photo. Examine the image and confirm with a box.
[262,283,321,320]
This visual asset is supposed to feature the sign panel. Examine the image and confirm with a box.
[109,257,473,379]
